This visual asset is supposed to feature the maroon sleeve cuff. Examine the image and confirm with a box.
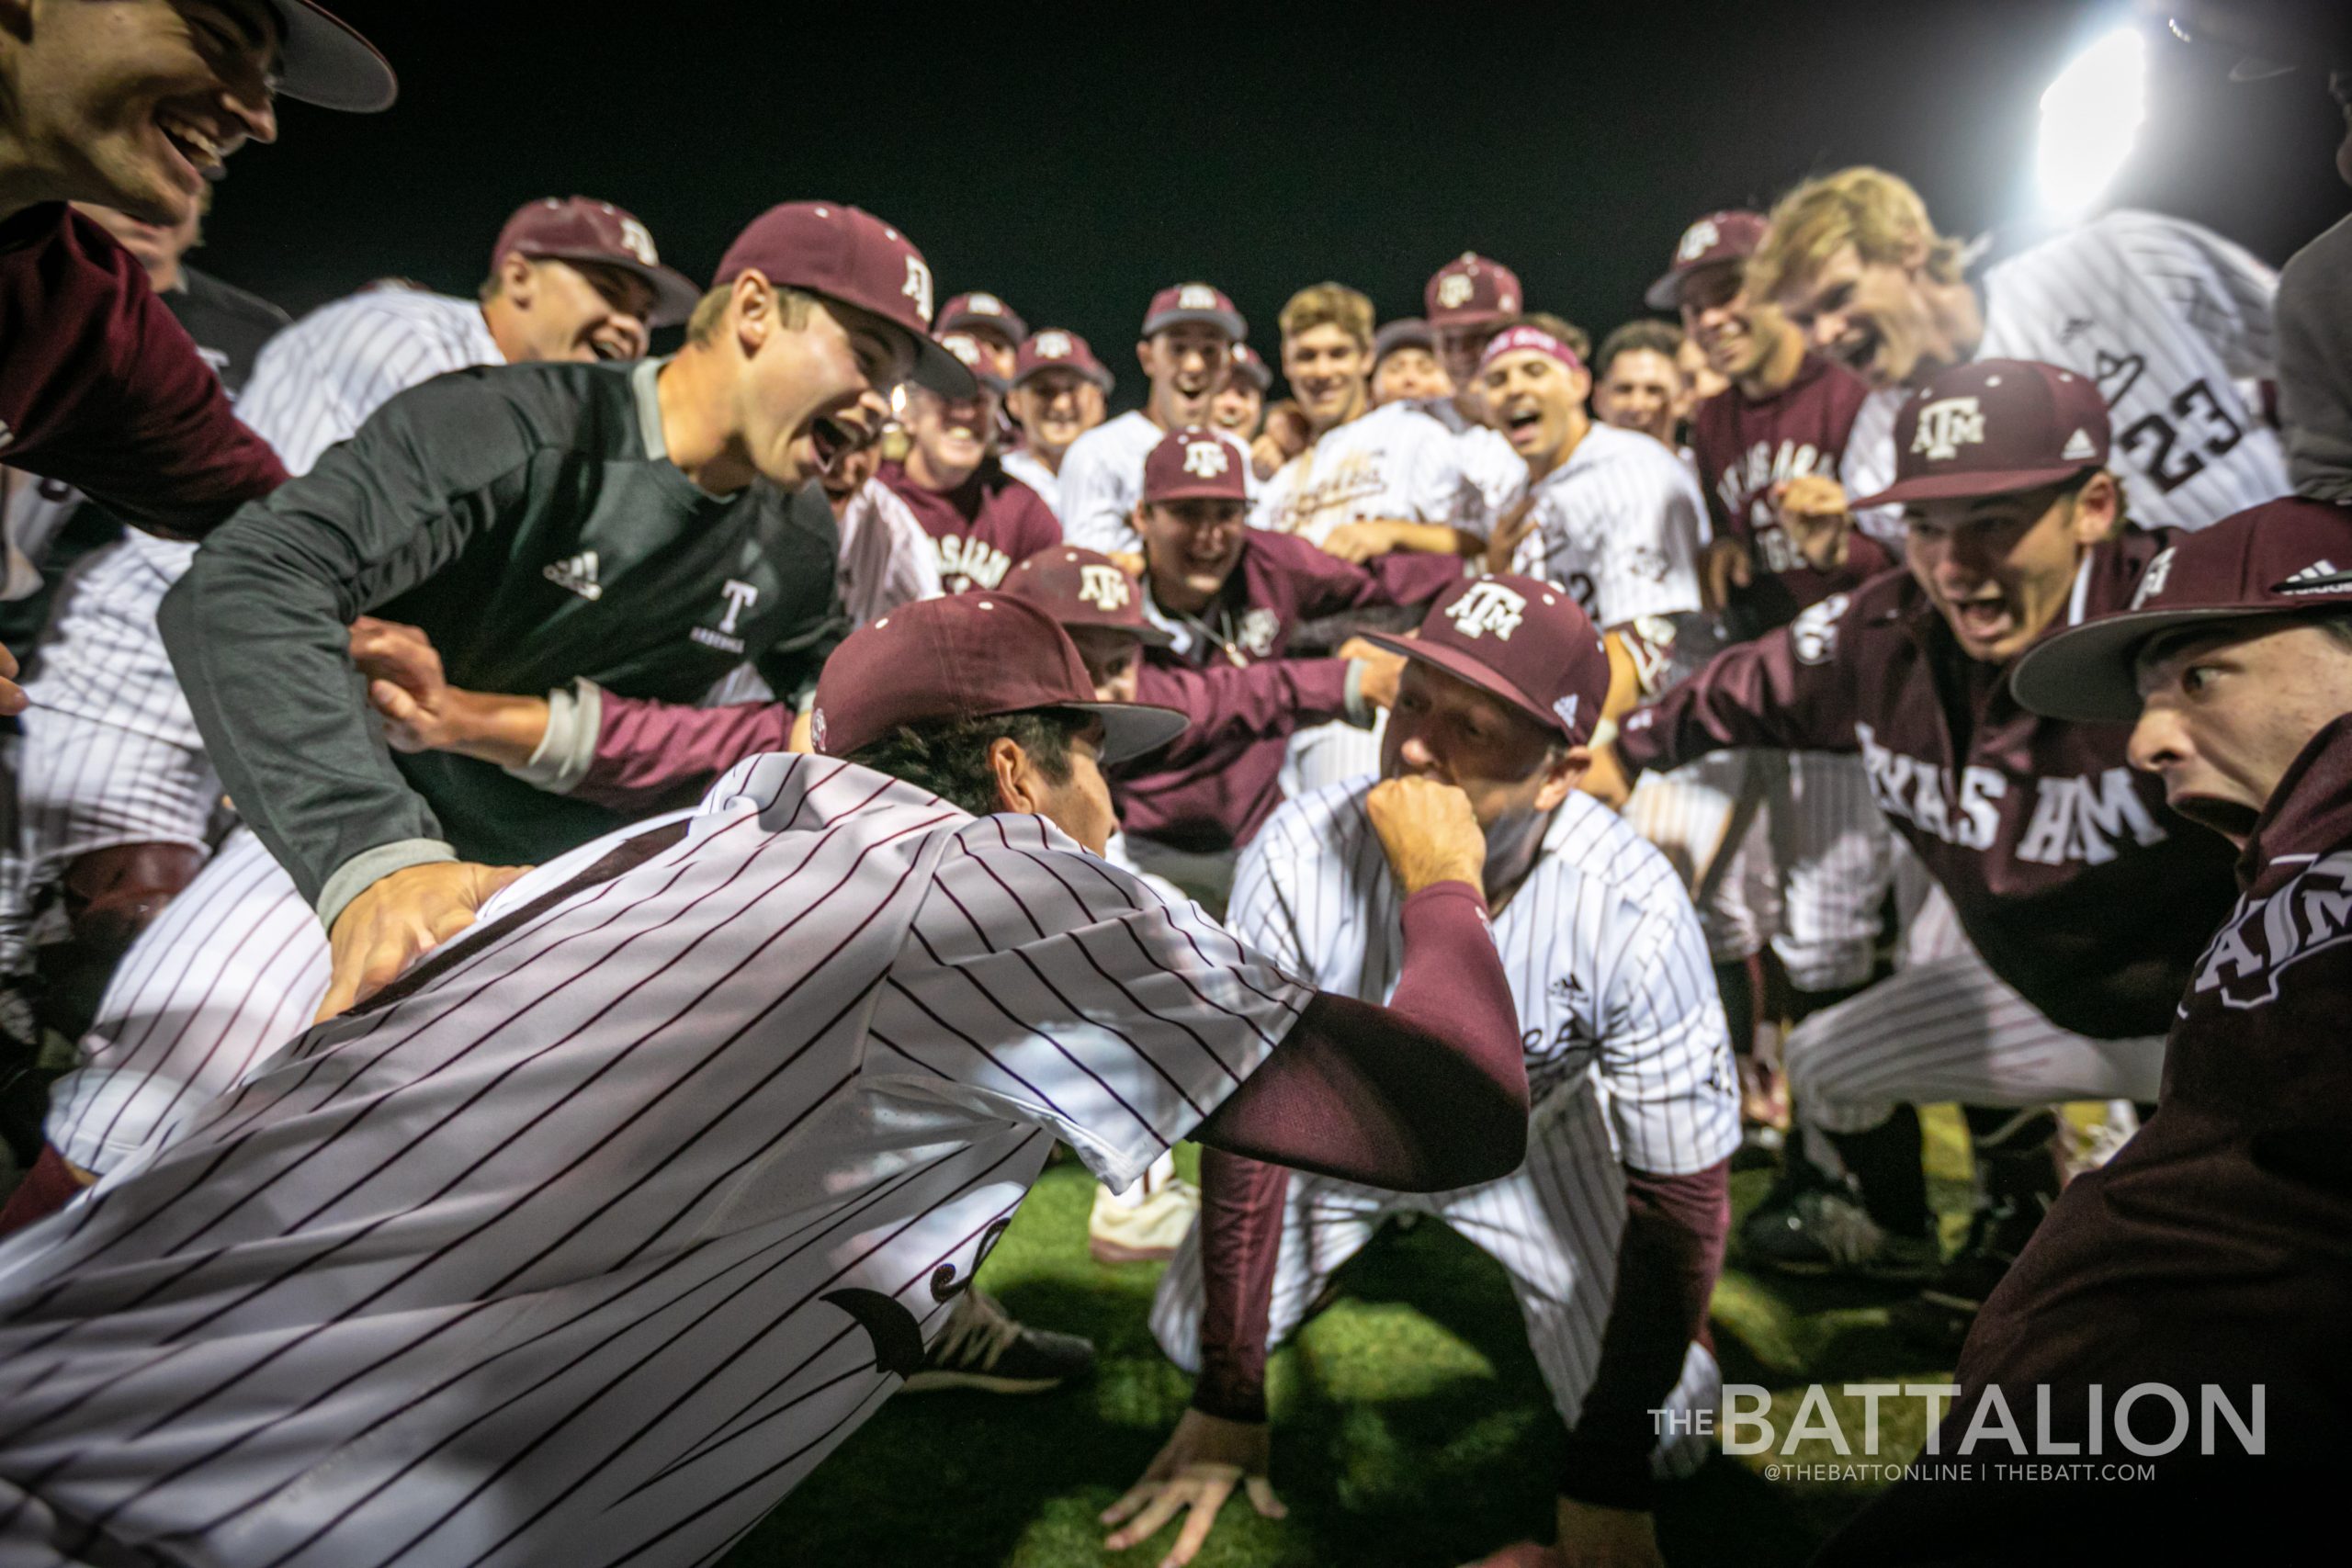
[1557,1158,1731,1510]
[574,695,794,813]
[1187,1147,1289,1422]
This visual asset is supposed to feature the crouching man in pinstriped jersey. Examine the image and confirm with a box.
[0,592,1534,1568]
[1124,577,1738,1568]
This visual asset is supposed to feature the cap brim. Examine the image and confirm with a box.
[910,334,980,400]
[941,314,1028,344]
[1143,310,1246,342]
[2229,53,2298,81]
[2009,605,2294,723]
[270,1,398,111]
[1062,700,1191,765]
[1360,633,1572,740]
[531,251,702,328]
[1849,462,2094,513]
[1642,270,1683,311]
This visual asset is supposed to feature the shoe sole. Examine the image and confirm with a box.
[899,1371,1068,1394]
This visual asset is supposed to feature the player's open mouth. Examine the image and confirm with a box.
[1501,406,1544,447]
[1837,322,1883,378]
[806,415,853,475]
[2167,791,2260,840]
[1949,593,2010,642]
[155,110,228,185]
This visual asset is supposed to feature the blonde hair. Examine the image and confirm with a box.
[684,279,816,344]
[1278,283,1374,348]
[1747,166,1966,302]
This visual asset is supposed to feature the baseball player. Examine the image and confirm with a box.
[1059,285,1255,558]
[935,289,1026,383]
[1613,360,2245,1342]
[881,333,1062,592]
[0,590,1539,1566]
[1747,164,2290,532]
[1419,253,1533,532]
[0,202,958,1224]
[1825,493,2352,1562]
[1590,319,1695,455]
[0,0,395,711]
[1368,317,1453,407]
[1213,343,1271,443]
[1645,209,1901,1103]
[1000,330,1115,515]
[4,197,695,1037]
[1120,578,1736,1568]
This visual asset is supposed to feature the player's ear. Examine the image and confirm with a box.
[2068,470,2121,544]
[1534,744,1590,812]
[985,735,1034,815]
[731,270,775,353]
[498,252,537,308]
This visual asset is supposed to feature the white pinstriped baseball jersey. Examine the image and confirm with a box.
[998,448,1062,521]
[1249,402,1471,545]
[1057,411,1254,555]
[1508,423,1707,634]
[1844,386,1907,547]
[0,753,1312,1567]
[1973,211,2286,531]
[831,477,944,626]
[1238,778,1738,1163]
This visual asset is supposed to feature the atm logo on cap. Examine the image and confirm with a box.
[1183,441,1230,478]
[1079,565,1131,610]
[1179,285,1219,310]
[1677,220,1720,261]
[1034,331,1074,358]
[903,256,935,324]
[617,217,658,265]
[1911,396,1986,462]
[1446,581,1528,640]
[1436,273,1475,310]
[2130,547,2177,611]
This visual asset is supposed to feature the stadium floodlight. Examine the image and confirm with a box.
[2037,25,2151,219]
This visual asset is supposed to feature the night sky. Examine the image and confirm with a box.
[198,1,2349,408]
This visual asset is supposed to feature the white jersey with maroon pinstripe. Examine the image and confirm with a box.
[1149,777,1737,1441]
[832,477,944,626]
[1057,411,1255,557]
[0,753,1312,1568]
[1249,401,1472,546]
[1508,422,1707,632]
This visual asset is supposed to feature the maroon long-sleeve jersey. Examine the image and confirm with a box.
[1689,351,1892,637]
[0,204,285,538]
[1617,528,2240,1039]
[877,457,1061,592]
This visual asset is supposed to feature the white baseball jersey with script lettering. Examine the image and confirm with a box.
[1249,402,1474,546]
[1057,411,1253,556]
[1508,423,1707,633]
[0,754,1312,1568]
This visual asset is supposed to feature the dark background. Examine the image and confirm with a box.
[202,1,2349,405]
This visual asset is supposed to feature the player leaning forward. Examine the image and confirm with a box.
[0,592,1535,1567]
[1115,577,1737,1568]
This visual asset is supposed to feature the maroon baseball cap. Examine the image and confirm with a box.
[1004,546,1175,648]
[934,332,1007,394]
[265,2,397,111]
[1363,575,1611,746]
[1644,209,1769,310]
[2012,496,2352,722]
[492,197,700,327]
[1142,283,1248,342]
[1849,359,2111,511]
[1228,341,1272,393]
[1372,318,1436,366]
[713,202,974,398]
[1142,426,1248,504]
[938,292,1029,344]
[1425,254,1524,329]
[1012,329,1114,392]
[809,592,1186,765]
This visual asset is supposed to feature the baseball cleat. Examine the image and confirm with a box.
[1741,1187,1940,1281]
[899,1289,1096,1394]
[1087,1176,1201,1263]
[1891,1201,2033,1351]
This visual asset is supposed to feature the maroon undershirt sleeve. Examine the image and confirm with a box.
[1556,1158,1732,1511]
[1184,878,1532,1421]
[1136,658,1352,770]
[574,696,792,813]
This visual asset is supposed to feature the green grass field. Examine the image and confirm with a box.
[731,1111,1980,1567]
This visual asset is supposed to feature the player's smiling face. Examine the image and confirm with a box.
[1012,368,1091,457]
[1777,242,1939,390]
[1594,348,1687,446]
[500,258,658,364]
[2130,620,2352,848]
[905,382,1000,479]
[1065,626,1142,705]
[1678,264,1773,382]
[1382,663,1580,835]
[1210,380,1263,437]
[1281,324,1370,433]
[1139,323,1233,426]
[738,288,906,491]
[1138,499,1246,613]
[1481,352,1587,470]
[1373,346,1451,406]
[13,0,282,227]
[1904,472,2114,665]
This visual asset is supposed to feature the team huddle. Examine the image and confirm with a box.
[4,2,2352,1565]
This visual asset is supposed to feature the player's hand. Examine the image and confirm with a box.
[1551,1498,1665,1568]
[1319,520,1402,564]
[351,616,458,753]
[1772,474,1852,574]
[1700,536,1752,613]
[1101,1408,1283,1567]
[1111,550,1148,581]
[0,640,23,717]
[1250,403,1309,480]
[1366,774,1486,895]
[1483,494,1538,575]
[1334,637,1407,709]
[318,860,529,1021]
